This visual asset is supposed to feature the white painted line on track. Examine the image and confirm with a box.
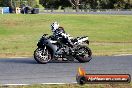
[2,82,77,86]
[2,84,30,86]
[41,82,77,85]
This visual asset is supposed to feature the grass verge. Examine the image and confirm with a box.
[1,83,132,88]
[0,14,132,57]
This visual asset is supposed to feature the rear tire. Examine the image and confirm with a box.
[76,46,92,63]
[34,46,52,64]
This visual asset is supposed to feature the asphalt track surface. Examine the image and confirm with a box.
[40,11,132,15]
[0,55,132,85]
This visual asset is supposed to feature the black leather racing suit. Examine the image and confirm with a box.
[53,27,73,47]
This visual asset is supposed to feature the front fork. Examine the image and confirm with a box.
[41,46,49,56]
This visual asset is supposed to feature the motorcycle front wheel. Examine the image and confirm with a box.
[76,46,92,63]
[34,46,52,64]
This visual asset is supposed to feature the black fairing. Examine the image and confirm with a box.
[37,37,48,48]
[37,36,57,56]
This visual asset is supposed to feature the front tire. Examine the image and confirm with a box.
[76,46,92,63]
[34,46,52,64]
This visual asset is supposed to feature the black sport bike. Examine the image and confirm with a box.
[34,34,92,64]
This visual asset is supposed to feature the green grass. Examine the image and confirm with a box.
[0,14,132,57]
[1,83,132,88]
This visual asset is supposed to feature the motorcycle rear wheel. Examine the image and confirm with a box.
[34,47,52,64]
[76,46,92,63]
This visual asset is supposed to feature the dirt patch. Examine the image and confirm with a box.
[91,42,132,46]
[1,20,24,27]
[0,53,32,58]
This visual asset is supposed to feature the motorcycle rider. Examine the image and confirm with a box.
[51,22,73,47]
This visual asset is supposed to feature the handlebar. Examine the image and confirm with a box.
[42,34,48,37]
